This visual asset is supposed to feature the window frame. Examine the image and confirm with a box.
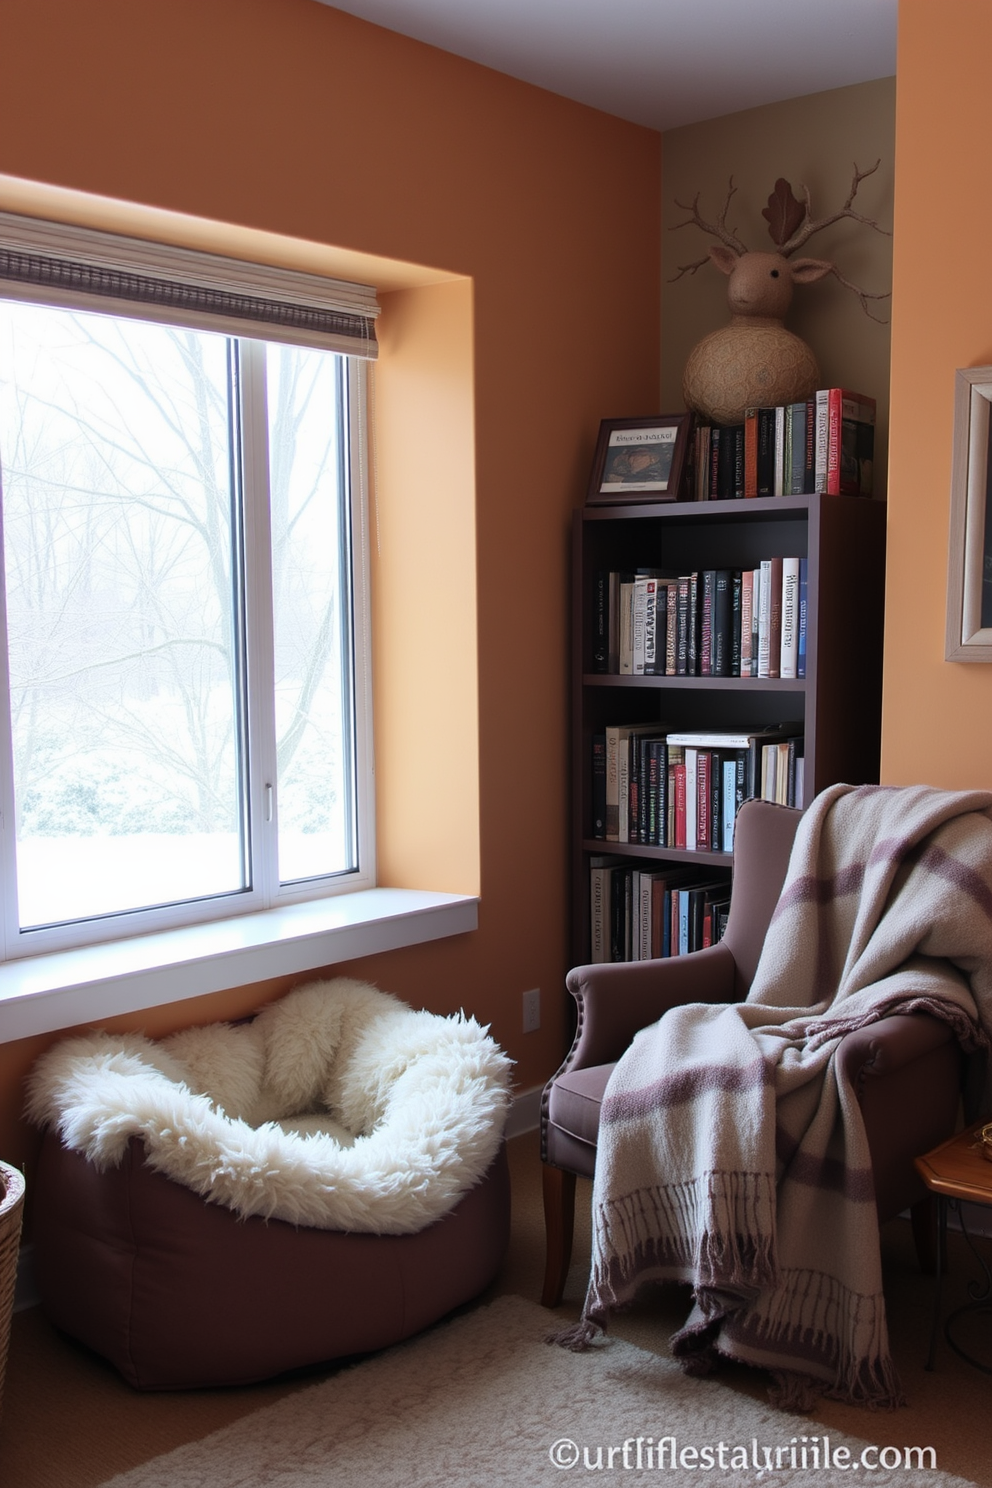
[0,247,377,961]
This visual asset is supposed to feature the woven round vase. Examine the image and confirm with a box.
[0,1161,25,1418]
[683,321,820,427]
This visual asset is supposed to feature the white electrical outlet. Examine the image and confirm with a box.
[522,987,541,1033]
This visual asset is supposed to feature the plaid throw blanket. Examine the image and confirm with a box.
[558,784,992,1409]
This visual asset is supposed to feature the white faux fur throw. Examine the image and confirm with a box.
[26,977,513,1235]
[559,784,992,1410]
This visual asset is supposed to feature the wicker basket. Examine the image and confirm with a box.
[0,1161,25,1419]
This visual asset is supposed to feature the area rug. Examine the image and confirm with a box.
[98,1295,976,1488]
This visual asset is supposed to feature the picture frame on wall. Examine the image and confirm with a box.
[587,414,694,505]
[946,366,992,661]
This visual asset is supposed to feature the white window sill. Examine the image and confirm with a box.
[0,889,479,1043]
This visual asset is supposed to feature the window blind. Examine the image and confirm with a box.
[0,211,379,358]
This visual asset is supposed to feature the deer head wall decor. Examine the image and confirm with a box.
[672,163,891,426]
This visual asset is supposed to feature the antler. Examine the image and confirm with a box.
[669,179,749,281]
[777,160,892,256]
[826,266,891,324]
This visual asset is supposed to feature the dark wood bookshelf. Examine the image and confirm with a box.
[571,492,886,964]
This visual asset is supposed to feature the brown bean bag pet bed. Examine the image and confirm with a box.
[26,978,513,1389]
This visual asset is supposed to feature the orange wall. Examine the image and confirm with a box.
[0,0,661,1171]
[883,0,992,785]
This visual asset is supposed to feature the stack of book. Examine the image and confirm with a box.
[592,723,804,852]
[589,858,731,963]
[593,558,807,680]
[689,388,875,501]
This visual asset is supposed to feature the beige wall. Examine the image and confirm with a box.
[661,79,895,499]
[882,0,992,787]
[0,0,661,1172]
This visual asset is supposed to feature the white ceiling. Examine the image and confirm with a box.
[316,0,898,131]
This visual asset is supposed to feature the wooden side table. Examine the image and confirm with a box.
[915,1120,992,1372]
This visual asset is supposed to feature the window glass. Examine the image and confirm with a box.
[0,298,367,950]
[266,345,356,884]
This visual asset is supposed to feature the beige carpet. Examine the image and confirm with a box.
[96,1294,978,1488]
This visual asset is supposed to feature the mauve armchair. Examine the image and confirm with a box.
[540,798,967,1308]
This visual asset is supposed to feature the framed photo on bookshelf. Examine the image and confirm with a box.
[587,414,693,505]
[946,366,992,661]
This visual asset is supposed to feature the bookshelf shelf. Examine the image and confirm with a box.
[571,491,886,964]
[582,674,809,692]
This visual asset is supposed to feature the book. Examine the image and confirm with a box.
[708,426,722,500]
[767,555,783,678]
[591,732,607,837]
[592,572,610,672]
[632,572,661,675]
[646,580,675,676]
[729,570,743,678]
[609,865,632,962]
[645,737,667,845]
[709,750,722,853]
[631,729,668,843]
[788,401,806,495]
[619,723,668,843]
[717,424,736,499]
[687,571,701,675]
[743,409,759,500]
[740,568,754,678]
[779,556,801,679]
[757,559,772,677]
[750,567,761,673]
[731,424,746,499]
[721,755,738,852]
[814,387,830,492]
[673,761,687,849]
[757,408,776,498]
[618,576,635,673]
[667,744,684,847]
[773,405,786,497]
[684,747,698,851]
[713,569,733,677]
[663,581,679,676]
[797,558,808,679]
[664,725,802,751]
[589,855,624,963]
[803,396,817,493]
[695,749,711,850]
[826,389,876,496]
[716,424,746,499]
[675,575,691,675]
[665,725,802,812]
[604,722,664,840]
[695,425,712,501]
[700,569,717,676]
[744,408,777,499]
[688,879,729,951]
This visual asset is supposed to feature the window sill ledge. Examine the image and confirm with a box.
[0,889,479,1043]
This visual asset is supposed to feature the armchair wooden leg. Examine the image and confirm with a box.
[541,1163,577,1308]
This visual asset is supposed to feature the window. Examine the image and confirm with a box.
[0,216,377,958]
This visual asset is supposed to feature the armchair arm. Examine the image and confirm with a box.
[561,941,738,1075]
[837,1012,959,1096]
[837,1012,965,1223]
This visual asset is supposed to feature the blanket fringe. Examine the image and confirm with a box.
[767,1370,823,1413]
[546,1318,603,1352]
[719,1267,907,1411]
